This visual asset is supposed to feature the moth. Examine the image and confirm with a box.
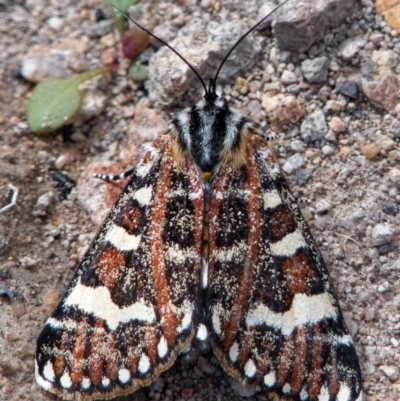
[35,3,363,401]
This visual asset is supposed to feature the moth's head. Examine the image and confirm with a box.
[197,79,227,112]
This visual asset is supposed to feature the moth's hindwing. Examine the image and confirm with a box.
[35,135,204,400]
[207,135,362,401]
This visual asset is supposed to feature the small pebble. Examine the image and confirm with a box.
[359,143,380,159]
[338,81,360,99]
[301,57,330,83]
[329,117,345,133]
[20,256,37,269]
[47,16,63,31]
[382,200,399,216]
[287,153,304,169]
[315,200,331,214]
[371,223,395,246]
[339,37,367,60]
[379,365,399,382]
[280,70,297,85]
[321,145,334,156]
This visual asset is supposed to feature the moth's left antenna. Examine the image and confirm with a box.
[112,5,208,95]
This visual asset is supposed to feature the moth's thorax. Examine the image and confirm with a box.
[171,93,255,173]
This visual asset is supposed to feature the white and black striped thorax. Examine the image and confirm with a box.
[171,91,250,172]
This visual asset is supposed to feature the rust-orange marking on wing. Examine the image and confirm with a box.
[290,327,308,394]
[70,325,86,385]
[281,252,316,294]
[106,334,119,381]
[149,142,178,346]
[309,326,323,399]
[145,325,159,364]
[269,207,296,241]
[88,320,105,385]
[96,247,126,289]
[276,335,294,387]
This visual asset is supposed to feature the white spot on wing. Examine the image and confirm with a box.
[138,354,150,374]
[229,342,239,363]
[60,371,72,389]
[189,188,202,200]
[196,323,208,341]
[282,383,291,394]
[318,386,330,401]
[132,186,153,206]
[335,334,353,346]
[118,368,130,383]
[64,282,156,330]
[246,292,337,336]
[244,359,257,378]
[270,229,306,257]
[337,383,351,401]
[43,361,55,382]
[35,361,53,391]
[102,377,110,387]
[165,245,196,264]
[176,300,194,333]
[264,371,276,387]
[263,190,282,209]
[81,377,91,389]
[214,242,247,262]
[104,224,141,251]
[157,336,168,358]
[211,303,224,336]
[300,385,308,400]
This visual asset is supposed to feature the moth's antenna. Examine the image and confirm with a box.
[212,0,290,93]
[112,5,208,95]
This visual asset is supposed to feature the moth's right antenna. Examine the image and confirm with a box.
[212,0,290,93]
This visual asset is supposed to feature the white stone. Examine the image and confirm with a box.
[379,365,399,382]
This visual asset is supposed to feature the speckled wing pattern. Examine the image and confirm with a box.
[35,135,204,400]
[36,87,362,401]
[207,134,362,401]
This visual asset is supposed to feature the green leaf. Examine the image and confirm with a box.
[128,62,148,82]
[27,68,107,134]
[106,0,140,36]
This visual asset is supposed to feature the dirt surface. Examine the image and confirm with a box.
[1,1,400,401]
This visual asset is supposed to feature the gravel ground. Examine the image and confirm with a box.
[1,1,400,401]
